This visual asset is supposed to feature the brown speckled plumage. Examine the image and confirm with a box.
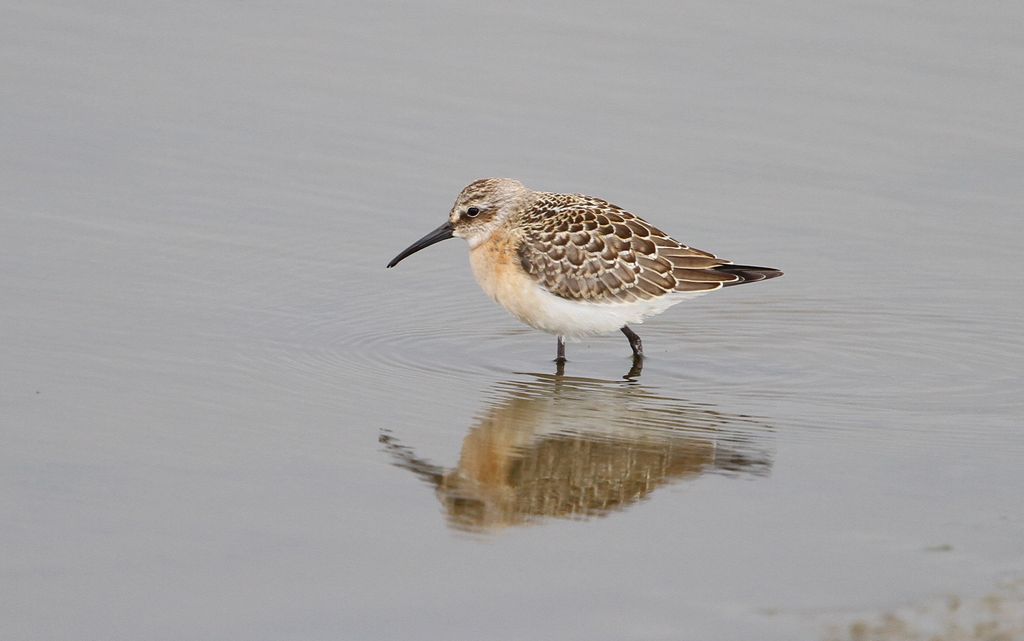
[386,178,783,361]
[514,191,750,303]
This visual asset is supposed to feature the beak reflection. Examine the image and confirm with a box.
[386,221,455,268]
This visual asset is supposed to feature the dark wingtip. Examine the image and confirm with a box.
[713,265,784,286]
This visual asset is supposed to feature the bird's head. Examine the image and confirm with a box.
[387,178,532,268]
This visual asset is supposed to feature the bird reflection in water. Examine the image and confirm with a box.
[381,371,774,533]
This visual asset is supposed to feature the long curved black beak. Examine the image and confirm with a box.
[386,221,454,268]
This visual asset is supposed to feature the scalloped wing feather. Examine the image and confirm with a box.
[517,194,738,303]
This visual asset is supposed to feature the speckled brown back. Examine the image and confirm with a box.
[516,193,737,303]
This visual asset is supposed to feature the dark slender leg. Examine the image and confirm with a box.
[555,335,566,363]
[620,325,643,357]
[623,354,644,380]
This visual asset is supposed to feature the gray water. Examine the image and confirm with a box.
[3,1,1024,640]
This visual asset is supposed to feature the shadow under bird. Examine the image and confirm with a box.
[387,178,782,361]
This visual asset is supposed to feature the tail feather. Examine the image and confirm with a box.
[713,264,784,287]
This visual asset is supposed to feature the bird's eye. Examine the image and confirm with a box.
[465,207,481,218]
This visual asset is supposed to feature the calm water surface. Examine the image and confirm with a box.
[3,1,1024,640]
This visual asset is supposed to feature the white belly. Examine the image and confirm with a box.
[468,245,709,338]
